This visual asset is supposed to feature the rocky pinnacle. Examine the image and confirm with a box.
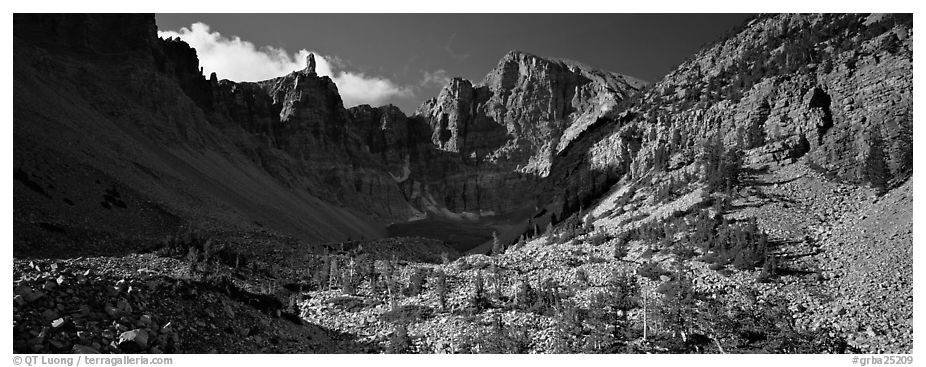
[306,53,317,76]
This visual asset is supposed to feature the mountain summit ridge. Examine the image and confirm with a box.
[13,13,912,254]
[12,13,913,354]
[416,49,646,176]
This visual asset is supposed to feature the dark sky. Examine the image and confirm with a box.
[156,13,753,113]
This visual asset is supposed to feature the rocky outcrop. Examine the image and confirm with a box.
[157,37,214,109]
[544,13,913,221]
[14,13,389,247]
[346,104,539,218]
[416,51,646,176]
[647,14,913,185]
[168,47,563,223]
[258,69,355,157]
[306,53,317,76]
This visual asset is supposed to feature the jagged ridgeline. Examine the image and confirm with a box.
[13,13,911,255]
[12,13,914,355]
[14,14,645,252]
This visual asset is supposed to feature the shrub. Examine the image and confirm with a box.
[763,254,779,276]
[575,269,589,284]
[613,239,629,260]
[698,215,772,272]
[352,253,373,283]
[582,325,621,353]
[387,323,411,353]
[550,300,583,351]
[158,228,245,276]
[380,305,434,323]
[404,267,428,297]
[514,281,536,310]
[469,272,491,312]
[565,256,583,268]
[531,278,568,315]
[456,255,491,271]
[328,296,366,312]
[475,315,531,353]
[550,325,572,353]
[156,226,206,258]
[756,270,771,283]
[640,246,657,259]
[587,231,611,247]
[637,261,672,281]
[672,244,698,260]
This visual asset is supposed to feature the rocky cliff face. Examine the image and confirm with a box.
[15,13,910,253]
[14,14,389,250]
[542,13,913,220]
[640,14,913,183]
[176,50,581,224]
[416,51,646,176]
[202,64,423,223]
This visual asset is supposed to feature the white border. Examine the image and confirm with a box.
[5,2,922,367]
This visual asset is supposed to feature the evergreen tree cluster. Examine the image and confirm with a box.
[696,216,772,272]
[700,137,745,194]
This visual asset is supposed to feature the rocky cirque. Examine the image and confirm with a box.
[13,13,913,354]
[14,14,648,251]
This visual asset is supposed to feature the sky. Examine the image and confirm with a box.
[156,14,753,113]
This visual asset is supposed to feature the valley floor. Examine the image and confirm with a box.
[12,161,912,354]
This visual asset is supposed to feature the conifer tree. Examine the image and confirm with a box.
[387,322,411,354]
[613,237,628,259]
[406,267,427,296]
[383,259,398,310]
[862,127,889,191]
[490,263,503,300]
[515,280,535,310]
[657,259,699,343]
[492,231,504,256]
[328,256,339,290]
[434,269,448,312]
[470,271,490,312]
[315,255,330,290]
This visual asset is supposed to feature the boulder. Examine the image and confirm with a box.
[117,329,149,352]
[50,317,71,330]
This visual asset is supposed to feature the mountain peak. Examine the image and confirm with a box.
[415,50,647,176]
[501,49,536,60]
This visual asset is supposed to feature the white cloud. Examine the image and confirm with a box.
[444,33,471,62]
[421,69,452,88]
[157,22,413,107]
